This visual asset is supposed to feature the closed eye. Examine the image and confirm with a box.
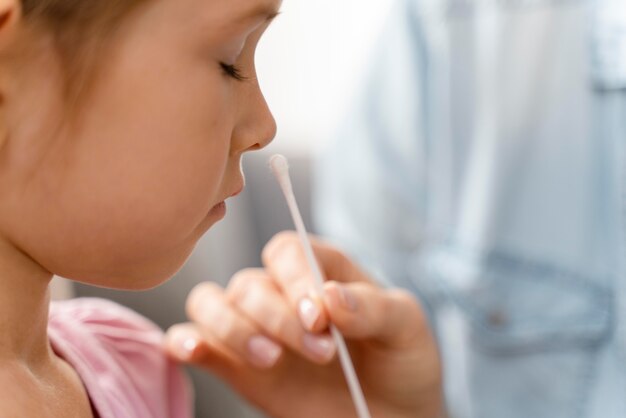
[220,62,246,81]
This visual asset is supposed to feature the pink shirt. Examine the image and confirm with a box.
[48,298,194,418]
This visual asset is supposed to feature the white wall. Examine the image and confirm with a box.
[256,0,395,155]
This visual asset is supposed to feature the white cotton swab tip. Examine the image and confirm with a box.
[269,154,372,418]
[269,154,289,176]
[269,154,293,196]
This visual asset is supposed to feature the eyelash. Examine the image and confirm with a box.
[220,62,246,82]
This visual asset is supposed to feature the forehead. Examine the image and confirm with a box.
[126,0,282,46]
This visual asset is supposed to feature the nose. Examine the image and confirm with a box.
[231,83,277,155]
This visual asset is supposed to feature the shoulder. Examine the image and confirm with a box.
[49,297,169,370]
[50,297,161,334]
[49,298,194,418]
[49,298,166,363]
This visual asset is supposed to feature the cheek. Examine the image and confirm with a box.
[76,12,238,234]
[85,106,228,240]
[17,61,235,284]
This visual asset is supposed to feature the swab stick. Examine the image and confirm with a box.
[269,154,372,418]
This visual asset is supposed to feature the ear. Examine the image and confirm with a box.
[0,0,21,53]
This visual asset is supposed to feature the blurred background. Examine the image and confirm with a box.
[51,1,394,417]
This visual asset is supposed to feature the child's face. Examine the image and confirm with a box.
[0,0,281,288]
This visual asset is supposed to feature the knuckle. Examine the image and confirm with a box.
[229,283,296,341]
[186,282,222,320]
[314,240,360,283]
[321,241,343,259]
[232,279,265,312]
[230,268,265,286]
[388,288,414,303]
[262,231,300,264]
[188,296,240,343]
[211,311,238,342]
[327,303,359,332]
[265,312,293,338]
[398,289,422,310]
[388,289,420,314]
[228,269,264,300]
[387,289,430,338]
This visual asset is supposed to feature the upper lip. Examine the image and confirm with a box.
[229,182,245,198]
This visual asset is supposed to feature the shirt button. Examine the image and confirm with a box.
[488,310,509,328]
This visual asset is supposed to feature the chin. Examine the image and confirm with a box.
[117,254,194,290]
[64,243,197,291]
[107,273,175,291]
[68,268,176,291]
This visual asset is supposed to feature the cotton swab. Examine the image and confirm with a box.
[269,154,372,418]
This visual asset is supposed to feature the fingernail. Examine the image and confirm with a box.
[248,335,282,369]
[171,331,199,361]
[338,285,358,312]
[302,334,335,361]
[298,298,320,330]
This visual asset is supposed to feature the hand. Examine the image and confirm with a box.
[165,232,443,418]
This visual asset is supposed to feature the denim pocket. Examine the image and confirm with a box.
[422,246,613,354]
[418,246,614,418]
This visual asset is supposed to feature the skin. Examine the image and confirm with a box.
[0,0,443,416]
[0,0,276,415]
[0,0,278,289]
[166,232,444,418]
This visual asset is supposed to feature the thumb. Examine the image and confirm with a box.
[322,281,429,348]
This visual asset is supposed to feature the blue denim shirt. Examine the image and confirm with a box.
[315,0,626,417]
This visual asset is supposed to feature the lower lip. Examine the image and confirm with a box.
[208,201,226,219]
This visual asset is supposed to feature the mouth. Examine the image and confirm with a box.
[229,185,244,198]
[207,180,245,219]
[227,176,246,199]
[208,201,227,219]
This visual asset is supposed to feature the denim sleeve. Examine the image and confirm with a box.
[313,0,430,293]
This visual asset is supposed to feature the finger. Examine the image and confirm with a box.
[165,322,232,367]
[165,322,204,362]
[261,231,370,331]
[165,322,255,387]
[263,231,369,287]
[322,281,428,348]
[228,269,336,364]
[186,282,284,369]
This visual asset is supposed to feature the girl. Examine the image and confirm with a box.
[0,0,443,417]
